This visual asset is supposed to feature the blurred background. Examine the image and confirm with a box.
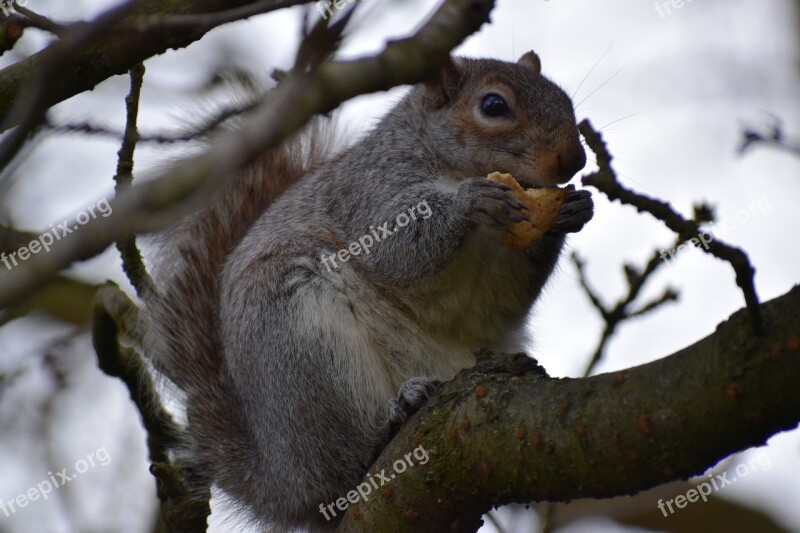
[0,0,798,531]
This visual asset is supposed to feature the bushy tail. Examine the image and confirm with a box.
[143,117,336,528]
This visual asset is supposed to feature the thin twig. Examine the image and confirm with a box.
[575,248,679,376]
[540,502,556,533]
[571,252,609,322]
[114,63,156,298]
[12,4,67,35]
[573,199,713,375]
[0,0,140,174]
[90,281,204,529]
[579,119,764,336]
[739,117,800,156]
[43,97,263,144]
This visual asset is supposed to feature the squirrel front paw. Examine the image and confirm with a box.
[458,177,530,230]
[386,377,441,428]
[551,188,594,234]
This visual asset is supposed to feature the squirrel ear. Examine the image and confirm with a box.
[426,56,465,108]
[517,51,542,74]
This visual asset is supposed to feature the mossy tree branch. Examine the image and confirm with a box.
[339,287,800,532]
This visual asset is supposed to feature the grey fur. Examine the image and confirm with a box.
[146,52,592,532]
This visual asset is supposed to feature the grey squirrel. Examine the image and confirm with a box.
[144,51,592,531]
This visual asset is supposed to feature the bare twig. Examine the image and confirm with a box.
[484,510,507,533]
[575,249,680,376]
[293,0,356,73]
[579,119,764,336]
[43,95,262,144]
[540,502,556,533]
[91,282,203,530]
[573,200,715,376]
[0,0,140,174]
[114,63,156,298]
[571,252,609,322]
[739,116,800,156]
[12,4,67,35]
[0,0,313,131]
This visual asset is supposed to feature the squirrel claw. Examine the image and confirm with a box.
[551,189,593,234]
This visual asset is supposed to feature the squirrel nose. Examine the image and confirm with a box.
[556,137,587,182]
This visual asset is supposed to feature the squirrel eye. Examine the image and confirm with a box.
[480,93,510,117]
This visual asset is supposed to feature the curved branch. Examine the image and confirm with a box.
[338,286,800,532]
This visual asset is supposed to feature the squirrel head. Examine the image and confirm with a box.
[419,51,586,187]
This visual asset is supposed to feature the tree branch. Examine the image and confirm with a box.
[129,0,312,32]
[113,63,156,298]
[0,0,497,309]
[739,115,800,156]
[0,0,140,171]
[338,286,800,532]
[574,248,679,375]
[91,282,209,531]
[42,95,263,144]
[11,4,68,35]
[92,282,177,461]
[0,0,307,130]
